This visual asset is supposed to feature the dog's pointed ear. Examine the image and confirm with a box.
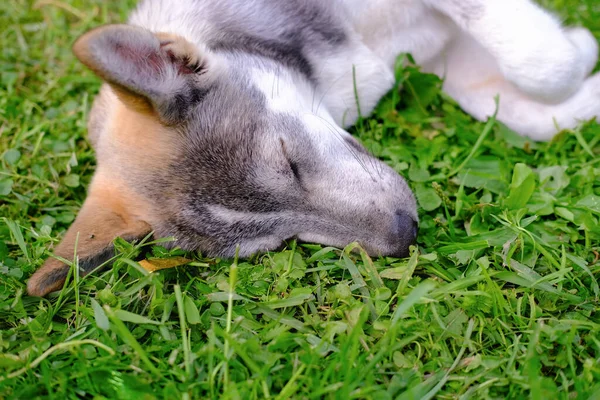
[73,24,220,125]
[27,181,152,297]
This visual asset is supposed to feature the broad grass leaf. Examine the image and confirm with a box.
[287,252,307,279]
[4,219,29,261]
[270,251,290,273]
[209,302,225,316]
[416,185,441,211]
[566,254,600,297]
[266,251,306,278]
[1,71,17,88]
[528,191,555,215]
[538,166,570,194]
[6,267,22,278]
[207,292,248,302]
[0,353,22,370]
[253,304,308,332]
[63,174,80,188]
[505,163,535,209]
[458,158,508,193]
[0,241,9,260]
[393,351,413,368]
[403,71,442,113]
[90,370,157,400]
[184,296,200,325]
[420,253,437,261]
[555,207,575,222]
[113,309,160,325]
[497,123,538,149]
[391,280,436,323]
[443,309,468,337]
[360,249,384,288]
[261,287,313,309]
[306,334,339,355]
[573,210,598,231]
[577,194,600,214]
[496,259,581,302]
[437,240,489,255]
[3,149,21,165]
[380,266,407,280]
[374,287,392,301]
[573,165,596,186]
[468,213,489,236]
[396,370,445,400]
[430,275,486,297]
[331,282,352,300]
[305,246,338,263]
[409,164,431,182]
[0,179,13,196]
[467,227,517,247]
[342,250,377,318]
[91,298,109,330]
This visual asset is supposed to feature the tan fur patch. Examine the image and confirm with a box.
[103,100,178,170]
[28,89,183,297]
[30,26,192,297]
[27,175,154,297]
[87,85,181,169]
[27,258,72,297]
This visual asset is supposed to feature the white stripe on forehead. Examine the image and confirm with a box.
[250,67,353,152]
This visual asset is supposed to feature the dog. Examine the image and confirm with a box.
[27,0,600,296]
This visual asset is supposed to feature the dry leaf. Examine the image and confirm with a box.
[138,256,192,272]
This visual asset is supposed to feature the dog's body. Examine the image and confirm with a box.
[28,0,600,296]
[126,0,600,138]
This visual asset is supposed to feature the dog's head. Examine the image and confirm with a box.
[28,25,417,296]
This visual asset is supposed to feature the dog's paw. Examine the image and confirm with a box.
[565,27,599,78]
[155,32,206,74]
[579,71,600,97]
[537,72,600,138]
[499,27,597,104]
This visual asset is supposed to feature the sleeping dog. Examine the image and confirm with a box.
[28,0,600,296]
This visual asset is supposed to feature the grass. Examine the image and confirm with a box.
[1,0,600,398]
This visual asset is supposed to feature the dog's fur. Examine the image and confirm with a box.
[28,0,600,296]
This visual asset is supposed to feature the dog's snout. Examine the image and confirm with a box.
[391,210,418,257]
[394,210,418,240]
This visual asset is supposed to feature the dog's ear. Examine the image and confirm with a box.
[27,179,152,297]
[73,24,219,125]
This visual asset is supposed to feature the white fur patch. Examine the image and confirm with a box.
[250,67,354,153]
[128,0,600,140]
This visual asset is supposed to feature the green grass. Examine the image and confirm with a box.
[1,0,600,398]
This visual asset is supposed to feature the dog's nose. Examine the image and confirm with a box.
[395,210,418,240]
[391,210,418,257]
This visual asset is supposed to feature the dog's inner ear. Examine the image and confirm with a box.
[73,24,218,125]
[27,178,152,297]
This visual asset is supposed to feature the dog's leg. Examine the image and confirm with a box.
[424,32,600,141]
[424,0,598,103]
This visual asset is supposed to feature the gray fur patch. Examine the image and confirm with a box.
[130,0,348,80]
[84,0,418,258]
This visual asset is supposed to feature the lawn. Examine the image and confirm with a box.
[1,0,599,398]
